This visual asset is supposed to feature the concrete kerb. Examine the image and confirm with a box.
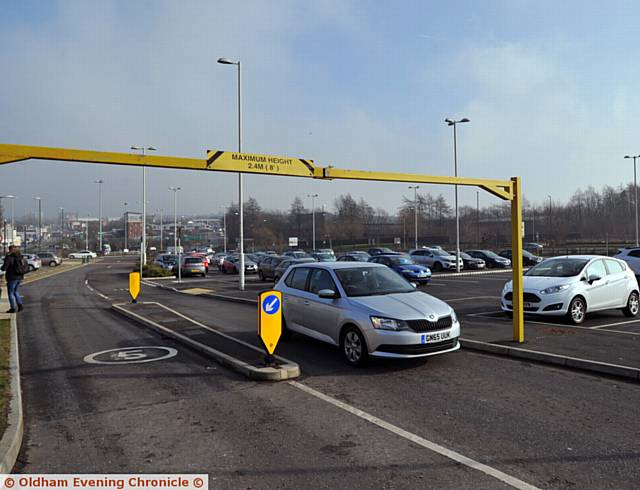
[0,301,24,473]
[111,303,300,381]
[460,338,640,382]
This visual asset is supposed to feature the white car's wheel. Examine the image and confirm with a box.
[623,291,639,317]
[567,297,586,325]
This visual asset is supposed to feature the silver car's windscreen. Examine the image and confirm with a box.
[335,267,415,297]
[525,258,589,277]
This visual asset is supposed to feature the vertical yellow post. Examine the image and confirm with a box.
[510,177,524,342]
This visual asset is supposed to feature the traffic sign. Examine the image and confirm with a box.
[288,237,298,247]
[129,272,141,303]
[206,150,315,178]
[258,290,282,355]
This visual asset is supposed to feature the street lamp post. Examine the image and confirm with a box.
[169,187,181,252]
[33,197,42,252]
[408,186,420,249]
[131,146,156,275]
[308,194,318,250]
[547,195,552,241]
[221,205,227,254]
[123,202,129,251]
[624,155,639,246]
[445,117,470,272]
[95,179,104,253]
[157,209,164,251]
[218,56,245,291]
[476,190,480,245]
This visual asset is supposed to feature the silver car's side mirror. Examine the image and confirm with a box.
[318,289,338,299]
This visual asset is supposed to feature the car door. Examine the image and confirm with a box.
[411,250,426,265]
[605,259,629,308]
[281,267,311,331]
[302,268,343,345]
[583,259,610,311]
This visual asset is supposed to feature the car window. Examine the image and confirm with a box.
[284,267,310,290]
[629,250,640,258]
[309,269,337,294]
[184,258,202,265]
[586,260,607,280]
[412,250,425,256]
[605,259,625,274]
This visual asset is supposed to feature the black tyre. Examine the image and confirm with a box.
[50,261,58,267]
[281,316,292,340]
[567,297,586,325]
[433,262,443,272]
[340,326,368,367]
[622,291,640,317]
[28,264,35,272]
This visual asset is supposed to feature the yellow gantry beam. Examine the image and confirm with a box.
[0,142,525,342]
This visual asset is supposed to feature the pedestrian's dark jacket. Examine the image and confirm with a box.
[1,252,24,282]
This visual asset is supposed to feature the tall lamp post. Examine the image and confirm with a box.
[220,205,227,254]
[218,56,245,291]
[169,187,181,252]
[131,146,156,275]
[33,196,42,252]
[445,117,470,272]
[95,179,104,253]
[408,186,420,249]
[157,209,164,251]
[308,194,318,250]
[0,195,15,250]
[624,155,639,246]
[476,190,480,245]
[123,202,129,251]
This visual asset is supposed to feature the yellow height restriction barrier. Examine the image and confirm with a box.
[0,143,525,342]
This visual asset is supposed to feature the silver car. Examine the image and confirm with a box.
[501,255,640,324]
[410,248,463,272]
[276,262,460,366]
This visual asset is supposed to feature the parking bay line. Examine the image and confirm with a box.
[467,311,640,336]
[289,380,539,490]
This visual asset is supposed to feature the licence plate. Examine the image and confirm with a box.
[523,302,533,308]
[421,331,451,344]
[191,269,199,273]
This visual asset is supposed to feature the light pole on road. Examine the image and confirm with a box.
[624,155,639,246]
[408,186,420,249]
[445,117,470,272]
[95,179,104,253]
[169,187,181,252]
[218,56,245,291]
[33,196,42,252]
[131,146,156,275]
[308,194,318,250]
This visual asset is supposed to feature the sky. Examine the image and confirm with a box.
[1,0,639,220]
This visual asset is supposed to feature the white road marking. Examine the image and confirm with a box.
[589,318,640,329]
[432,278,480,284]
[289,380,539,490]
[84,346,177,365]
[467,311,640,336]
[444,296,500,302]
[84,279,111,301]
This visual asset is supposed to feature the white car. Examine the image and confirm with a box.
[614,248,640,275]
[410,248,463,272]
[501,255,639,324]
[68,250,97,259]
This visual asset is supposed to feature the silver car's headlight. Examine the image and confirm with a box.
[451,310,458,323]
[370,317,409,331]
[540,284,570,295]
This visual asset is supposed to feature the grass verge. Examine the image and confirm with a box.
[0,319,11,435]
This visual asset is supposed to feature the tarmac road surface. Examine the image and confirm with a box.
[13,257,640,489]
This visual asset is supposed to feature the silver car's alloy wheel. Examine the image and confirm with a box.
[569,297,586,324]
[344,331,362,363]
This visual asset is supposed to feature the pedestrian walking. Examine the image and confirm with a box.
[1,245,27,313]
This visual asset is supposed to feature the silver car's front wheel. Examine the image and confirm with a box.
[567,297,586,325]
[341,327,368,366]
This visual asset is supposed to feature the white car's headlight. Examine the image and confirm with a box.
[540,284,570,295]
[451,310,458,323]
[370,317,409,331]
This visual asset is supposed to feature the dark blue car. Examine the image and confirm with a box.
[369,254,432,283]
